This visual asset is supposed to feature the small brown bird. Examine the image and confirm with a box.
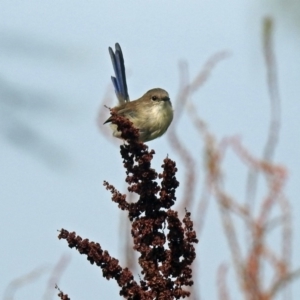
[104,43,173,142]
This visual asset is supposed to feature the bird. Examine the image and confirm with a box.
[104,43,173,143]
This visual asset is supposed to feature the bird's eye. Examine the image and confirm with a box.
[151,95,158,101]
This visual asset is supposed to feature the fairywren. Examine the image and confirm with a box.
[104,43,173,142]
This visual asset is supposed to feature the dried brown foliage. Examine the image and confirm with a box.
[56,284,71,300]
[58,110,198,299]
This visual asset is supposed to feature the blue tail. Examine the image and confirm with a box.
[108,43,130,103]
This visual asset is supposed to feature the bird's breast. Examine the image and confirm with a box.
[138,101,173,141]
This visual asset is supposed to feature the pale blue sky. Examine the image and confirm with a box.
[0,1,299,299]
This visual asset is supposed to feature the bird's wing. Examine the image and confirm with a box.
[108,43,130,104]
[103,104,136,124]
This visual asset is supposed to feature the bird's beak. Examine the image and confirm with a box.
[162,96,170,102]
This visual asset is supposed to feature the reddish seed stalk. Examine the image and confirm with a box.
[58,111,198,299]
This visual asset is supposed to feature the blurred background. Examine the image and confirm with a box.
[1,0,300,299]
